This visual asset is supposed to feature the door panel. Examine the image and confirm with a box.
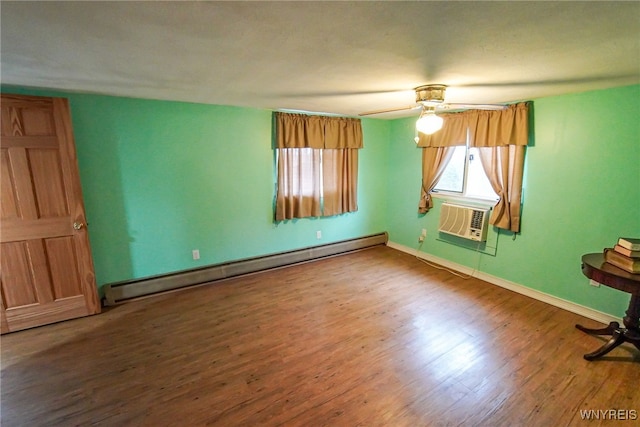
[1,241,40,306]
[1,94,100,333]
[1,150,19,218]
[46,236,83,298]
[30,148,69,217]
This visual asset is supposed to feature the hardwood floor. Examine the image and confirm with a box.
[1,246,638,426]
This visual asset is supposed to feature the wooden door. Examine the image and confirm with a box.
[1,94,100,333]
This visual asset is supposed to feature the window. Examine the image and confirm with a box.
[433,141,498,202]
[274,112,362,221]
[276,147,358,220]
[418,102,529,232]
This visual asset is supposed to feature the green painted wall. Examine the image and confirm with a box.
[1,87,390,295]
[3,84,638,319]
[386,84,640,316]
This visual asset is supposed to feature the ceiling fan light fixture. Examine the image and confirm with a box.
[415,84,447,105]
[416,108,443,135]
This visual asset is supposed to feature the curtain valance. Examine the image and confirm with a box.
[468,102,530,147]
[416,102,530,148]
[416,112,468,148]
[276,112,363,149]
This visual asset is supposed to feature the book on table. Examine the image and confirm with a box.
[613,244,640,258]
[604,248,640,274]
[617,237,640,251]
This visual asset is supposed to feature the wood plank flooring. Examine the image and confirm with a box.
[1,246,638,426]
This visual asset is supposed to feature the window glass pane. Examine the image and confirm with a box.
[297,148,319,197]
[434,145,466,193]
[466,148,498,200]
[277,148,319,197]
[433,146,498,201]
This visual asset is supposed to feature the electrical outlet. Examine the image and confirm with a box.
[316,230,322,239]
[589,279,600,288]
[421,228,427,237]
[192,249,200,260]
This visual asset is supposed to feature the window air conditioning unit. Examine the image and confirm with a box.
[438,203,489,242]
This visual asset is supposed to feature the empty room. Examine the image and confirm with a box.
[1,2,639,426]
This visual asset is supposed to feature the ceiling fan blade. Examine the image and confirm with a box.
[283,88,411,98]
[359,105,420,116]
[454,74,639,89]
[437,103,507,111]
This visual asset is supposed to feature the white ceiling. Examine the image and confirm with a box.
[2,1,639,118]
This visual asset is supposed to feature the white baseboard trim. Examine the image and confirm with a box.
[387,241,622,326]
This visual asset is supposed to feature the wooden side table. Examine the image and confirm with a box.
[576,253,640,360]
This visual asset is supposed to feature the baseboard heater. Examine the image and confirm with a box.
[102,232,388,305]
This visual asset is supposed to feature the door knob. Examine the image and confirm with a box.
[73,221,85,230]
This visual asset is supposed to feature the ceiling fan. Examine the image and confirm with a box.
[359,84,507,116]
[359,84,507,134]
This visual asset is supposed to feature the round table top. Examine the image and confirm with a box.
[582,253,640,295]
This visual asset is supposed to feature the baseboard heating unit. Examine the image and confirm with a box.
[102,232,388,305]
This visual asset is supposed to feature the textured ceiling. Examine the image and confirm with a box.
[2,1,639,118]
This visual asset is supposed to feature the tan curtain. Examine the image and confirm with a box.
[468,102,530,232]
[477,146,526,232]
[324,117,363,149]
[418,147,457,214]
[467,102,529,147]
[275,112,362,220]
[322,149,358,216]
[276,113,363,149]
[276,113,325,149]
[416,111,468,148]
[416,112,467,213]
[275,148,321,221]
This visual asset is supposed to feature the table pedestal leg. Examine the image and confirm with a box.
[576,322,619,336]
[624,294,640,352]
[576,294,640,360]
